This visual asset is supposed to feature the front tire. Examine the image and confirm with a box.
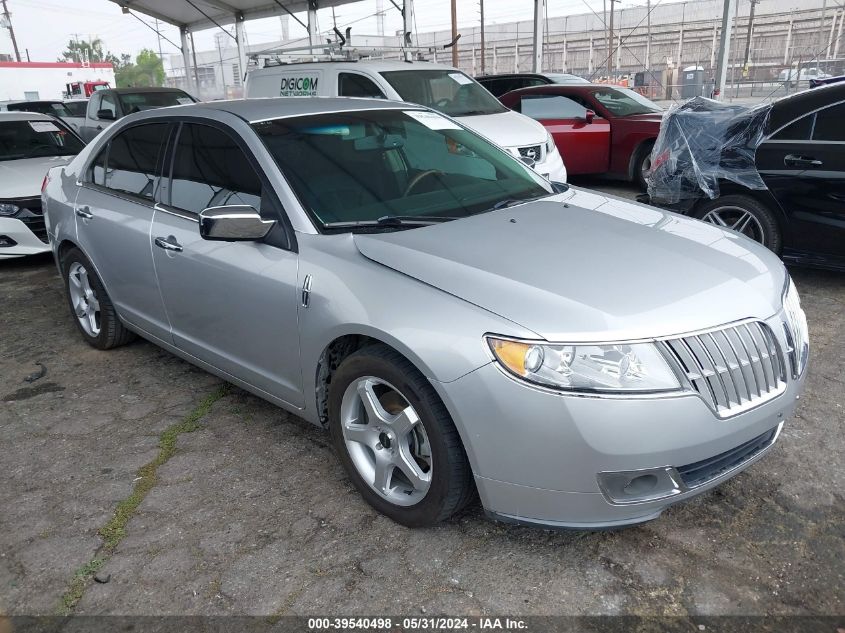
[328,344,474,527]
[692,194,781,253]
[61,247,136,350]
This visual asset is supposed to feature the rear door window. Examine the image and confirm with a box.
[520,95,587,120]
[168,123,262,215]
[338,73,386,98]
[812,103,845,141]
[772,114,814,141]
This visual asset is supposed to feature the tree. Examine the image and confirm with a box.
[58,38,106,64]
[115,49,165,88]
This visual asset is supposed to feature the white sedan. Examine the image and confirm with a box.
[0,112,84,258]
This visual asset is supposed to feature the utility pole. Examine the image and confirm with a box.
[646,0,651,71]
[450,0,458,66]
[479,0,485,75]
[714,0,736,98]
[742,0,758,73]
[532,0,544,72]
[607,0,615,80]
[1,0,22,62]
[155,18,164,62]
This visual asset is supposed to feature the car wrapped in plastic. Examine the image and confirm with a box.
[646,96,771,208]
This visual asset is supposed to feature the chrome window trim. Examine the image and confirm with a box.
[78,181,156,210]
[766,97,845,140]
[153,202,198,223]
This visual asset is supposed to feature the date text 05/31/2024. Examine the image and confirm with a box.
[307,617,528,630]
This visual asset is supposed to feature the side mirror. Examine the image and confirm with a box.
[199,205,275,241]
[97,109,116,120]
[583,109,596,124]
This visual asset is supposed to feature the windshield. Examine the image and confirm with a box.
[252,109,551,230]
[63,101,87,116]
[117,91,195,114]
[380,69,506,117]
[590,87,662,116]
[0,119,84,161]
[7,101,72,117]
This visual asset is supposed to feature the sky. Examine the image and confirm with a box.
[0,0,657,67]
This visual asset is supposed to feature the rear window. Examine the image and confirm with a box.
[117,91,195,114]
[7,102,71,117]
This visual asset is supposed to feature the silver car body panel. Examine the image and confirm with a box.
[43,98,805,528]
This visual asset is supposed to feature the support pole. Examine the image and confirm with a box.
[607,0,615,80]
[180,27,197,96]
[307,0,318,50]
[190,32,201,100]
[235,13,248,90]
[714,0,736,99]
[532,0,544,72]
[451,0,458,66]
[646,0,651,70]
[742,0,757,72]
[479,0,485,74]
[784,10,794,65]
[835,9,844,59]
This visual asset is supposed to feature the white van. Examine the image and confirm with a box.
[245,60,567,182]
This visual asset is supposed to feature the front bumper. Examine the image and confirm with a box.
[0,216,51,259]
[437,317,806,529]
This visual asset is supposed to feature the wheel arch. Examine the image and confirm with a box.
[627,137,656,181]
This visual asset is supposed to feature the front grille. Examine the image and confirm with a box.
[663,321,787,417]
[517,145,543,161]
[677,426,778,488]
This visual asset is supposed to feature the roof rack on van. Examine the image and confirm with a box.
[251,40,436,68]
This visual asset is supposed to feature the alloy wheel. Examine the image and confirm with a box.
[340,376,432,506]
[701,205,767,246]
[67,262,101,337]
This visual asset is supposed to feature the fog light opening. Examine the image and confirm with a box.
[0,235,17,248]
[623,473,659,496]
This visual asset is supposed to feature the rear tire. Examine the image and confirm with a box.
[328,344,474,527]
[60,247,136,350]
[633,141,655,191]
[692,194,782,253]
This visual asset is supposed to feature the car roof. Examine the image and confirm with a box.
[0,111,62,121]
[253,59,461,73]
[769,82,845,130]
[108,87,190,94]
[2,100,63,105]
[134,96,422,123]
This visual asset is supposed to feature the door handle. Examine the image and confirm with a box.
[784,154,823,167]
[75,206,93,219]
[154,236,183,252]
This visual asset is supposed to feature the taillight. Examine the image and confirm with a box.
[41,173,50,193]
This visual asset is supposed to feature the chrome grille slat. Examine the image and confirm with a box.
[664,321,787,417]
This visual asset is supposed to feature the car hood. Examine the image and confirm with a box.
[353,188,786,341]
[0,155,74,198]
[455,110,547,148]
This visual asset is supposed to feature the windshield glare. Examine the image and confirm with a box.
[118,91,195,114]
[0,120,84,161]
[380,70,506,117]
[253,109,551,230]
[591,87,662,116]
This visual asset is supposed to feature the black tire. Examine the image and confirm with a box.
[328,344,475,527]
[633,140,655,191]
[692,194,782,254]
[60,246,136,350]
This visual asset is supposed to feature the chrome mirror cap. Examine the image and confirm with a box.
[198,205,275,242]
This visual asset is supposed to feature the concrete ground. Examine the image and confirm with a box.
[1,180,843,618]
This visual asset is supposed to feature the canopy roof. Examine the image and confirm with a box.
[107,0,361,32]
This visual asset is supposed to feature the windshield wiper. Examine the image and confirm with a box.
[485,194,552,213]
[323,215,460,229]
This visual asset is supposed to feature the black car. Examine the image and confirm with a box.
[646,84,845,271]
[476,72,589,97]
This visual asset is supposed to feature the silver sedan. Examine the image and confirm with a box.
[42,98,809,528]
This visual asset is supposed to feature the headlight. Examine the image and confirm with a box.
[0,203,21,217]
[783,278,809,377]
[546,131,556,155]
[486,336,681,393]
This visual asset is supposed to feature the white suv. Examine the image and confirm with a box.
[245,60,567,182]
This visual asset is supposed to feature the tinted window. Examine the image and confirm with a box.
[338,73,386,98]
[7,102,71,117]
[591,87,662,115]
[102,123,169,199]
[99,93,117,118]
[813,103,845,141]
[772,114,813,140]
[0,119,84,161]
[520,95,587,119]
[170,123,262,214]
[64,101,87,117]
